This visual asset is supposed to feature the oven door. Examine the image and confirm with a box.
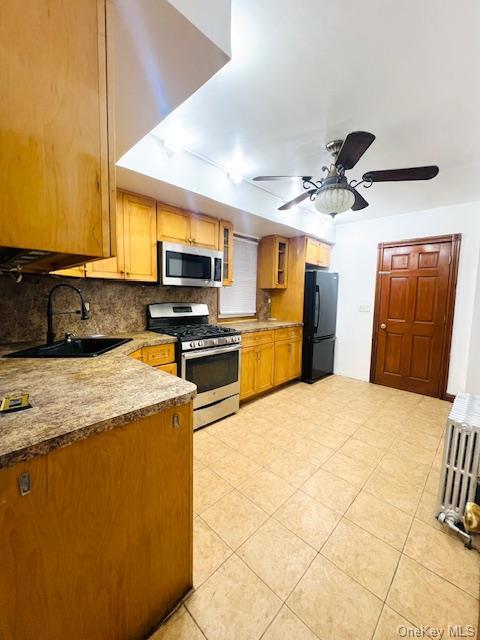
[181,344,240,409]
[161,242,222,287]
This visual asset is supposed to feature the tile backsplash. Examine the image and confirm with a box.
[0,273,219,344]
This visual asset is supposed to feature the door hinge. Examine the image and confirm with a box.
[448,255,452,265]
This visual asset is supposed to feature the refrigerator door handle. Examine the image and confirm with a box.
[314,285,320,333]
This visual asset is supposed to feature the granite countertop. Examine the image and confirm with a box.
[0,332,196,469]
[221,319,303,334]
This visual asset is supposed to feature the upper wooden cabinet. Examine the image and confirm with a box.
[305,238,331,267]
[258,235,289,289]
[0,0,115,268]
[61,191,157,282]
[157,204,219,250]
[219,220,234,286]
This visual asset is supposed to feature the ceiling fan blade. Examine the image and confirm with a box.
[335,131,375,171]
[278,189,317,211]
[351,188,369,211]
[253,175,313,182]
[363,166,439,182]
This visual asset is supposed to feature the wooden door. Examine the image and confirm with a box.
[274,341,291,386]
[256,343,274,394]
[1,0,114,259]
[190,214,218,249]
[123,193,157,282]
[289,339,302,379]
[86,191,125,279]
[371,235,460,398]
[157,205,191,245]
[0,405,192,640]
[240,346,257,400]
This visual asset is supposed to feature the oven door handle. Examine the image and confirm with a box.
[181,344,241,360]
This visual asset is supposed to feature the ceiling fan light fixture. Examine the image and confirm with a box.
[314,184,355,216]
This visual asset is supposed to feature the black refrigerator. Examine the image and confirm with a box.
[301,270,339,383]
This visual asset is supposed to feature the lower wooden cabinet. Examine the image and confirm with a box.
[240,327,302,401]
[0,403,193,640]
[274,338,302,386]
[240,343,274,400]
[129,344,177,376]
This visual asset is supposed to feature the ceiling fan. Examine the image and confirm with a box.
[253,131,439,217]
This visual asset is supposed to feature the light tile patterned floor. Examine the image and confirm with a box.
[151,376,479,640]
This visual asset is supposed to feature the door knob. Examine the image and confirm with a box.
[380,323,386,330]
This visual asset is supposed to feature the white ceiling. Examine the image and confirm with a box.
[120,0,480,225]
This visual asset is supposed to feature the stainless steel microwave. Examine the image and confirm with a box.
[158,242,223,287]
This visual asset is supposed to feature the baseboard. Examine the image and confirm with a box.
[443,392,455,403]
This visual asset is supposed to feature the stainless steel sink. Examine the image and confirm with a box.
[4,337,132,358]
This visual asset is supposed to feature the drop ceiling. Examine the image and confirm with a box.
[119,0,480,226]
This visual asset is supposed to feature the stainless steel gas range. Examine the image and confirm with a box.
[147,303,241,429]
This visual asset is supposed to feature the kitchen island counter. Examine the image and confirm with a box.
[0,331,195,468]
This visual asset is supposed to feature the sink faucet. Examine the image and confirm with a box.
[46,284,89,345]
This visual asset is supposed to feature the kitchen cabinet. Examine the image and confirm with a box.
[274,339,302,385]
[0,403,193,640]
[273,327,302,386]
[122,192,157,281]
[141,343,175,367]
[240,331,275,400]
[258,236,289,289]
[219,220,234,286]
[305,238,331,267]
[157,204,219,249]
[55,191,157,282]
[129,344,177,376]
[0,0,115,272]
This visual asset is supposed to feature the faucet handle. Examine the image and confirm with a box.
[65,332,75,343]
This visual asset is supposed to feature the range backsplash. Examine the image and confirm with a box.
[0,274,220,344]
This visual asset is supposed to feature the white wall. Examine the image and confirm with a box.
[466,255,480,393]
[331,201,480,395]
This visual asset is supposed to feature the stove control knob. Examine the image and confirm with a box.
[198,340,204,348]
[189,341,195,348]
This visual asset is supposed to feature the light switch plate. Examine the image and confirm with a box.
[358,304,371,313]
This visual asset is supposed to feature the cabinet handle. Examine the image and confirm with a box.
[18,472,31,496]
[172,414,180,429]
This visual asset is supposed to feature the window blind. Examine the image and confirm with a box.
[219,236,258,317]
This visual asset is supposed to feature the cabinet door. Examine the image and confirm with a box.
[256,343,274,394]
[273,340,292,386]
[240,346,257,400]
[0,457,48,639]
[0,0,113,259]
[219,220,234,286]
[289,339,302,380]
[190,214,219,249]
[275,237,288,288]
[86,191,125,279]
[157,205,191,244]
[305,238,320,265]
[123,193,157,282]
[318,243,331,267]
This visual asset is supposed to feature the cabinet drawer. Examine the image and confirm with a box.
[241,331,274,348]
[129,349,143,361]
[155,362,178,376]
[274,326,302,342]
[142,343,175,366]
